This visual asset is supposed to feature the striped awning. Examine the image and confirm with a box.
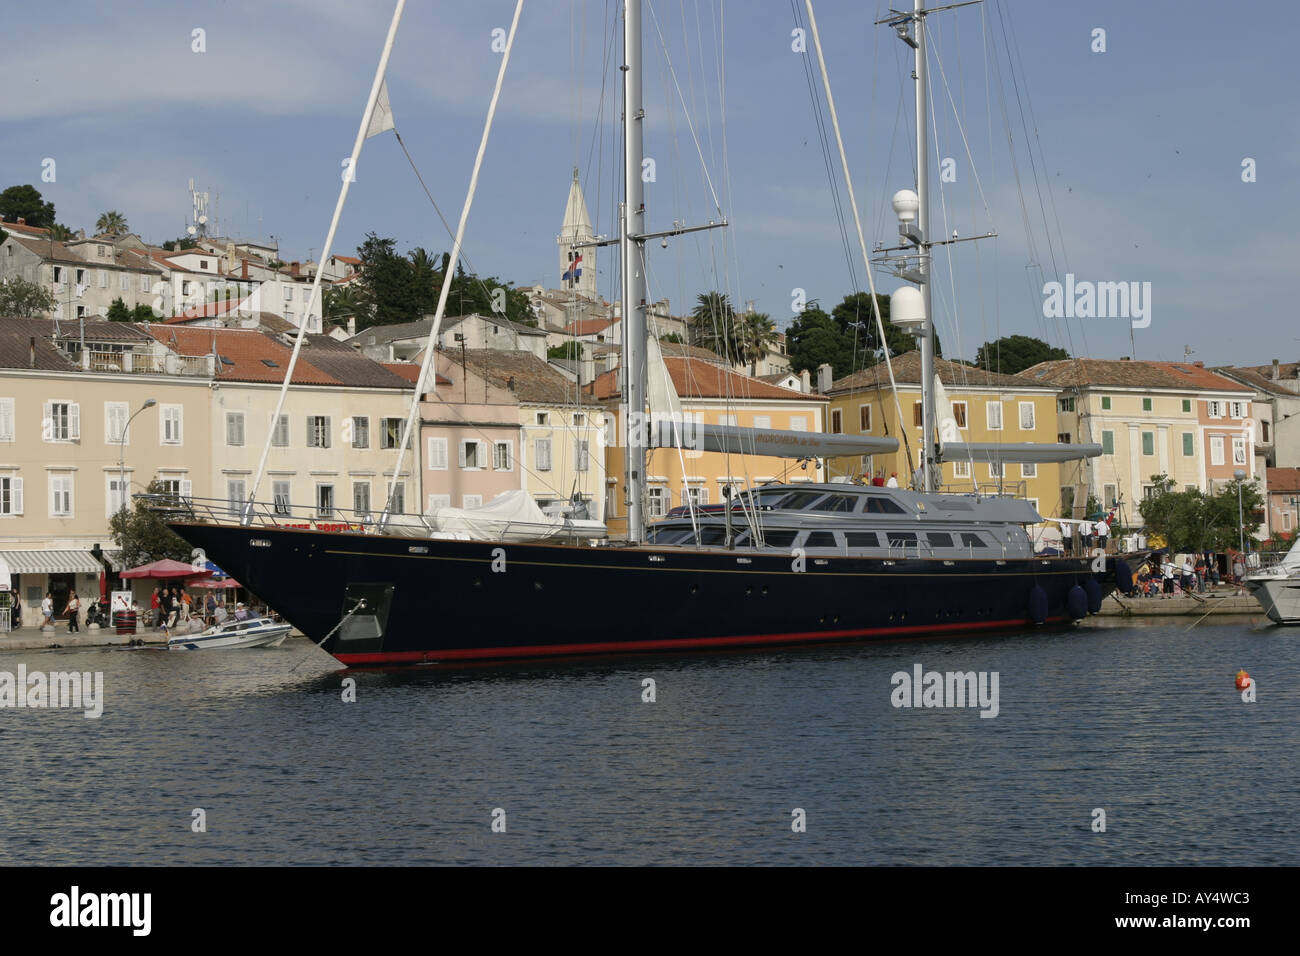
[103,550,126,572]
[0,550,104,575]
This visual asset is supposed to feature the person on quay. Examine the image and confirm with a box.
[64,590,80,632]
[1094,518,1109,553]
[41,592,54,627]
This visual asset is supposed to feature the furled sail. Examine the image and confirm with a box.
[942,441,1103,464]
[650,420,898,459]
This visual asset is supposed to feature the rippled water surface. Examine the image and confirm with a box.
[1,618,1295,865]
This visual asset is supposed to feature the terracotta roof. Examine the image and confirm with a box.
[381,362,452,387]
[659,340,728,365]
[451,348,598,405]
[1233,362,1300,386]
[6,234,87,265]
[294,334,415,389]
[332,255,361,265]
[829,351,1042,394]
[565,318,614,336]
[167,298,247,321]
[0,219,52,238]
[1267,467,1300,494]
[0,320,78,370]
[140,326,343,385]
[588,357,826,402]
[1023,357,1251,391]
[1145,361,1252,393]
[757,371,801,386]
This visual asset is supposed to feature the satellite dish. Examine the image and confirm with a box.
[198,215,208,225]
[186,226,197,235]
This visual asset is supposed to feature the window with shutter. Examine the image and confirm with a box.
[0,398,14,442]
[226,412,245,446]
[1019,402,1035,430]
[574,440,589,472]
[986,402,1003,430]
[493,441,512,471]
[272,481,291,515]
[428,437,448,470]
[535,438,551,471]
[272,415,290,447]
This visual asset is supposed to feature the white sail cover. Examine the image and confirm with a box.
[1282,536,1300,571]
[942,441,1103,464]
[421,489,606,541]
[650,420,898,459]
[934,374,960,444]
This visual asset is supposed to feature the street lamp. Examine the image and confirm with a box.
[117,399,157,514]
[1233,468,1247,558]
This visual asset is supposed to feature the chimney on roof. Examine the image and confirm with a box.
[816,363,833,393]
[799,368,812,393]
[1193,361,1204,368]
[1273,359,1280,381]
[290,261,300,276]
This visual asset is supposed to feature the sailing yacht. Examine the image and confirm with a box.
[1243,539,1300,624]
[158,0,1127,667]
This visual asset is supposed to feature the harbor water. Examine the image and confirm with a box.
[0,618,1295,865]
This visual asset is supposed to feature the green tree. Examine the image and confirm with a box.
[0,184,56,227]
[356,233,423,328]
[161,236,199,251]
[106,297,132,322]
[48,223,74,241]
[323,283,366,329]
[0,276,57,317]
[131,303,156,321]
[548,341,584,361]
[690,292,738,360]
[108,480,195,568]
[1138,473,1264,552]
[659,332,685,344]
[975,334,1068,375]
[786,305,854,378]
[95,211,129,236]
[735,311,777,375]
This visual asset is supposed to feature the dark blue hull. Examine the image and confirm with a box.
[168,521,1123,667]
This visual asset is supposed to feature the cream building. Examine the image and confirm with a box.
[590,357,829,536]
[0,317,214,621]
[824,352,1066,518]
[146,327,416,523]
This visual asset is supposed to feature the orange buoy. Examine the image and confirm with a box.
[1235,669,1252,691]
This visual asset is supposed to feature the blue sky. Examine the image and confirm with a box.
[3,0,1295,367]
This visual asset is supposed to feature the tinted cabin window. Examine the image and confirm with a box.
[764,529,799,548]
[927,532,954,548]
[776,491,826,511]
[804,531,837,548]
[846,532,879,548]
[865,497,906,514]
[733,531,752,546]
[887,531,918,547]
[960,533,987,548]
[811,495,857,513]
[697,526,727,545]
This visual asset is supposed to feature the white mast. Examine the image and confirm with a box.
[243,0,406,523]
[914,0,938,493]
[622,0,649,543]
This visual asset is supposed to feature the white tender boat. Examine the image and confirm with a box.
[167,615,292,650]
[1244,539,1300,625]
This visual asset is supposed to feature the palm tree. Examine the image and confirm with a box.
[735,311,777,376]
[690,291,736,360]
[323,283,367,330]
[96,211,128,236]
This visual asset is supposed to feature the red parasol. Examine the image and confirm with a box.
[190,578,241,590]
[120,559,213,580]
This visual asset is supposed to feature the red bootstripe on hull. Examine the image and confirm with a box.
[334,615,1067,666]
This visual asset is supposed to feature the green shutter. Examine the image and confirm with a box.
[1183,432,1194,456]
[1182,399,1191,413]
[1142,397,1152,411]
[1142,431,1154,456]
[1102,430,1114,455]
[1101,396,1111,410]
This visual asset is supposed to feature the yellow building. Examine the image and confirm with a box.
[591,357,828,536]
[823,352,1066,518]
